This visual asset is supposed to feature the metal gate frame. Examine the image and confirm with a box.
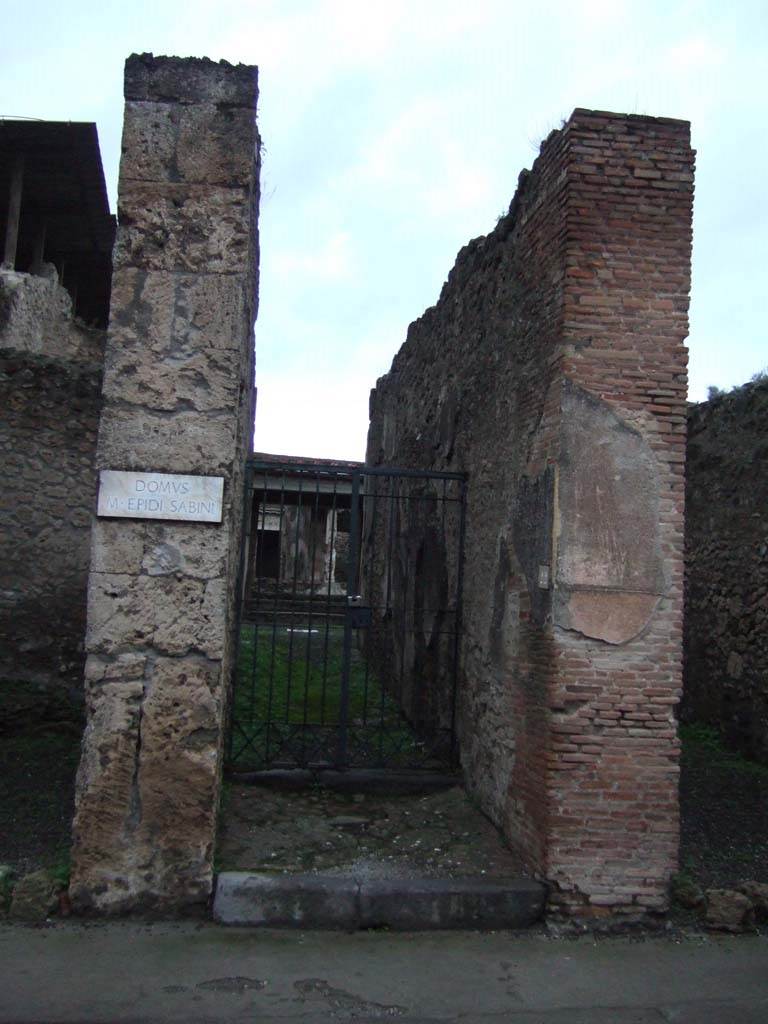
[227,459,467,772]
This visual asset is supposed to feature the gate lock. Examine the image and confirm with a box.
[346,595,372,628]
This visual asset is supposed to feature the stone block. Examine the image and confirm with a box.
[359,877,546,930]
[108,270,252,356]
[86,572,224,659]
[90,519,230,583]
[8,869,59,921]
[148,526,230,580]
[85,651,148,685]
[101,270,253,414]
[121,100,257,186]
[115,182,255,275]
[136,655,220,835]
[705,889,754,932]
[70,681,144,900]
[95,406,238,477]
[213,873,547,930]
[124,53,257,108]
[214,873,359,928]
[90,519,145,574]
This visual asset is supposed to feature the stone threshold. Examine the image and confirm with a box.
[213,871,546,930]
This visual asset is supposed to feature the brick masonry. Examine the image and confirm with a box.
[69,54,260,913]
[367,109,694,917]
[683,379,768,763]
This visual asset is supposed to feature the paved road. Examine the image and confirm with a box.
[0,922,766,1022]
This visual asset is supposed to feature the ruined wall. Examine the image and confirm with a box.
[683,379,768,762]
[367,109,693,917]
[0,269,104,706]
[70,54,259,913]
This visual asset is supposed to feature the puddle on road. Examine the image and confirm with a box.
[294,977,405,1018]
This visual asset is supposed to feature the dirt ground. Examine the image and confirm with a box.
[679,726,768,890]
[217,780,525,879]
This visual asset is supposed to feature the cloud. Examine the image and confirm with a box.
[272,231,354,282]
[664,34,724,71]
[254,366,373,462]
[350,98,495,222]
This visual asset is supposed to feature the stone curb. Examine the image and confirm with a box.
[213,872,546,930]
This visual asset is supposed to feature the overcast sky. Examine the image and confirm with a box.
[2,0,766,460]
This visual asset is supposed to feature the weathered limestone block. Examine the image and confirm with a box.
[72,678,145,875]
[103,276,250,413]
[124,52,257,106]
[96,407,239,476]
[85,572,224,659]
[108,271,252,356]
[121,100,257,186]
[71,53,258,913]
[115,183,254,274]
[0,269,103,362]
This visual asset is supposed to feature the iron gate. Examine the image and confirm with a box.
[227,459,467,771]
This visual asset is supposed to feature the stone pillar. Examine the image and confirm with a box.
[70,54,259,913]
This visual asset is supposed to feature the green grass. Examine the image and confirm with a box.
[680,723,768,780]
[228,624,439,769]
[232,624,398,726]
[0,868,13,912]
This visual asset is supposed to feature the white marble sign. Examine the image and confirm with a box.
[97,470,224,523]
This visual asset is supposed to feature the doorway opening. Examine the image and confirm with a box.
[227,456,467,774]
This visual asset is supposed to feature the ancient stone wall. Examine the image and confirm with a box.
[70,54,259,913]
[367,109,694,917]
[0,269,104,709]
[683,379,768,762]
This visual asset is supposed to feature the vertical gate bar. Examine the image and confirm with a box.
[320,474,339,728]
[265,469,288,763]
[226,459,254,764]
[285,471,305,726]
[384,474,396,615]
[361,473,378,725]
[449,477,468,765]
[338,469,361,768]
[248,470,269,724]
[379,475,397,763]
[301,472,323,764]
[397,478,409,712]
[243,471,267,763]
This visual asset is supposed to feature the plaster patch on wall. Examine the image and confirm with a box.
[554,381,665,644]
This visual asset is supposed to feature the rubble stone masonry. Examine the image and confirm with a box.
[684,379,768,763]
[0,271,104,698]
[367,109,694,917]
[70,54,259,912]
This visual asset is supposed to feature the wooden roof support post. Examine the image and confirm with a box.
[2,153,24,270]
